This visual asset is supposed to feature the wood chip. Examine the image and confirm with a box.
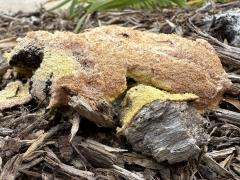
[112,164,144,180]
[69,113,80,142]
[0,154,22,180]
[219,154,234,168]
[201,154,231,177]
[207,147,236,159]
[123,153,164,170]
[44,153,95,179]
[214,109,240,126]
[23,124,62,159]
[228,73,240,83]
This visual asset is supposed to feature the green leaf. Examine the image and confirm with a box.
[50,0,186,32]
[74,14,87,33]
[68,0,77,16]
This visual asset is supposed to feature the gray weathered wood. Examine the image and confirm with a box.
[0,54,9,77]
[68,95,115,128]
[123,100,209,164]
[228,73,240,83]
[214,108,240,126]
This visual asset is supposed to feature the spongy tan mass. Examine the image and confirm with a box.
[8,25,231,113]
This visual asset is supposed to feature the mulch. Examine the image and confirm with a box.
[0,1,240,179]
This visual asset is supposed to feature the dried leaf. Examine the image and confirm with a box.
[224,97,240,111]
[0,81,31,110]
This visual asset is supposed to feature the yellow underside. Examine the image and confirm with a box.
[117,84,198,133]
[0,81,30,104]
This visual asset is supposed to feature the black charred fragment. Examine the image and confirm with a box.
[9,45,44,69]
[43,72,53,98]
[209,12,240,47]
[120,33,130,38]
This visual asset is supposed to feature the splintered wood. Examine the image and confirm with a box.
[4,25,232,163]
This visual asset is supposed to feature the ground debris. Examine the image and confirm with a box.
[0,2,240,180]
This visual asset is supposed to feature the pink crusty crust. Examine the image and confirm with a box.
[11,25,232,111]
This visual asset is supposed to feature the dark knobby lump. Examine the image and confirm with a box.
[209,9,240,47]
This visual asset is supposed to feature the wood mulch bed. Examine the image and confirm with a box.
[0,1,240,179]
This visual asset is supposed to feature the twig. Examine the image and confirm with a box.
[201,154,231,177]
[112,164,144,180]
[44,153,94,179]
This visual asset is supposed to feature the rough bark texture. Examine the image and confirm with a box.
[0,54,9,77]
[123,100,209,164]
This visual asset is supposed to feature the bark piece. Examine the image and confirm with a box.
[72,137,127,167]
[58,136,73,162]
[214,108,240,126]
[201,154,232,177]
[228,73,240,83]
[68,95,114,127]
[0,53,9,77]
[123,153,164,170]
[111,165,144,180]
[7,26,231,127]
[207,147,236,160]
[43,152,95,180]
[209,9,240,47]
[0,81,31,111]
[0,154,22,180]
[122,99,209,163]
